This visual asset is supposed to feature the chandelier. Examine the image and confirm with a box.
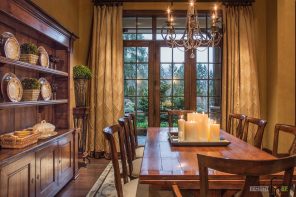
[161,0,223,58]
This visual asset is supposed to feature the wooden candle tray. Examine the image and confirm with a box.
[168,132,231,147]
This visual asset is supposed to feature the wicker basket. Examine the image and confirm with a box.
[22,89,40,101]
[0,132,40,149]
[20,54,39,65]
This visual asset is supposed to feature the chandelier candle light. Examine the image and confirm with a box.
[161,0,223,58]
[178,112,220,142]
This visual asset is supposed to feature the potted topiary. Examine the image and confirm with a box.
[21,78,41,101]
[20,43,39,65]
[73,65,91,107]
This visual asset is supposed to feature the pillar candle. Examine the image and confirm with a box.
[178,116,185,141]
[185,121,198,141]
[196,113,209,142]
[187,113,195,122]
[209,123,220,142]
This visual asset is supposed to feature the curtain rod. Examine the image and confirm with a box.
[93,0,123,6]
[222,0,255,6]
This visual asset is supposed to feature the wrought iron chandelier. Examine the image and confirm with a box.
[161,0,223,58]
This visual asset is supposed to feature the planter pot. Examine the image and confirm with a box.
[20,54,39,65]
[22,89,40,101]
[74,79,89,107]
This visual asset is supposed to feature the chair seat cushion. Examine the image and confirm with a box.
[123,178,139,197]
[131,158,142,177]
[136,147,144,158]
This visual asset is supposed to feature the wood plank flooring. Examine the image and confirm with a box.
[57,158,110,197]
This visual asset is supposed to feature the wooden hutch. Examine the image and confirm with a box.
[0,0,78,196]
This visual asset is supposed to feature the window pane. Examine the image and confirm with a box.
[160,64,172,79]
[137,29,152,40]
[123,34,137,40]
[137,64,148,79]
[209,80,221,96]
[173,64,184,79]
[173,48,184,62]
[137,97,148,113]
[160,113,169,127]
[197,97,208,113]
[209,113,221,124]
[197,80,208,96]
[137,113,148,128]
[124,64,136,79]
[124,97,135,113]
[209,64,221,79]
[124,47,136,62]
[124,80,136,96]
[196,47,208,62]
[173,80,184,96]
[157,17,167,28]
[137,80,148,96]
[209,97,221,113]
[172,97,184,109]
[137,47,148,62]
[138,17,152,28]
[161,47,172,62]
[123,17,136,28]
[160,80,172,97]
[197,63,208,79]
[174,17,186,28]
[209,47,222,63]
[160,97,172,112]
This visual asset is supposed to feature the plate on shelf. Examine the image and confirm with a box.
[0,32,20,60]
[39,78,52,101]
[1,73,23,102]
[37,46,49,67]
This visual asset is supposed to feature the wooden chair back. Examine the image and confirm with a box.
[197,153,296,197]
[273,124,296,157]
[129,113,138,147]
[103,124,129,197]
[242,117,267,149]
[167,110,195,127]
[124,114,137,160]
[226,113,246,139]
[118,117,134,177]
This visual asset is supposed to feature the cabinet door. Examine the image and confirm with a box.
[58,134,73,186]
[0,153,35,197]
[35,142,59,197]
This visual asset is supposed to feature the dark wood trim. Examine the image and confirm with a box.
[0,56,68,77]
[0,99,68,109]
[0,0,77,49]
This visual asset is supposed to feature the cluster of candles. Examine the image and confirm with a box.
[177,112,220,142]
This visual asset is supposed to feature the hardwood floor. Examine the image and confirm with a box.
[56,158,110,197]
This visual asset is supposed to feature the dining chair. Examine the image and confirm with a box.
[126,114,144,159]
[242,117,267,149]
[197,153,296,197]
[118,117,142,178]
[167,109,195,127]
[226,113,246,139]
[103,124,139,197]
[273,124,296,158]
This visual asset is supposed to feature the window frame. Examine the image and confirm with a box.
[123,10,223,128]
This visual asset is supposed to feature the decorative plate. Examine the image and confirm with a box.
[37,46,49,67]
[39,78,52,100]
[1,73,23,102]
[0,32,20,60]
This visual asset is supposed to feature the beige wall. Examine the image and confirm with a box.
[32,0,93,126]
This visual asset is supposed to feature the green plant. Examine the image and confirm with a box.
[21,78,41,89]
[20,43,38,55]
[73,65,92,80]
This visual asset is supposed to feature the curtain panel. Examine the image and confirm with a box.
[222,6,261,144]
[87,5,124,158]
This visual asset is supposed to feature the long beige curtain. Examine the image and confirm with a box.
[87,5,124,158]
[222,6,260,144]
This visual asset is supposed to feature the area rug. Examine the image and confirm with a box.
[86,161,116,197]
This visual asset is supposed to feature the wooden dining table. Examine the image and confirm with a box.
[138,127,289,196]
